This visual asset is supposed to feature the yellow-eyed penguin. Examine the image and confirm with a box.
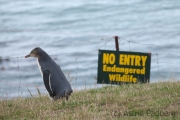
[25,47,73,100]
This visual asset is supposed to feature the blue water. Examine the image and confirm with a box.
[0,0,180,98]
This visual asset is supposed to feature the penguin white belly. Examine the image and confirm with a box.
[37,59,43,77]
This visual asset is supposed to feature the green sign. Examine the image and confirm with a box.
[97,50,151,84]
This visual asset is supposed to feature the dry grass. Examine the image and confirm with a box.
[0,81,180,120]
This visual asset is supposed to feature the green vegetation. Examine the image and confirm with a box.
[0,81,180,120]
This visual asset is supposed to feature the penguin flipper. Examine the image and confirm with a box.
[42,70,54,97]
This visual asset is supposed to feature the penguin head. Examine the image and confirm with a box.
[25,47,44,58]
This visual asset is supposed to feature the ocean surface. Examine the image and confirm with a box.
[0,0,180,98]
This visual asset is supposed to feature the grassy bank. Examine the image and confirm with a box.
[0,81,180,120]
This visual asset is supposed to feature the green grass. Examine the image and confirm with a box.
[0,81,180,120]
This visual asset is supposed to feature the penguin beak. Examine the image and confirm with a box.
[25,54,31,58]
